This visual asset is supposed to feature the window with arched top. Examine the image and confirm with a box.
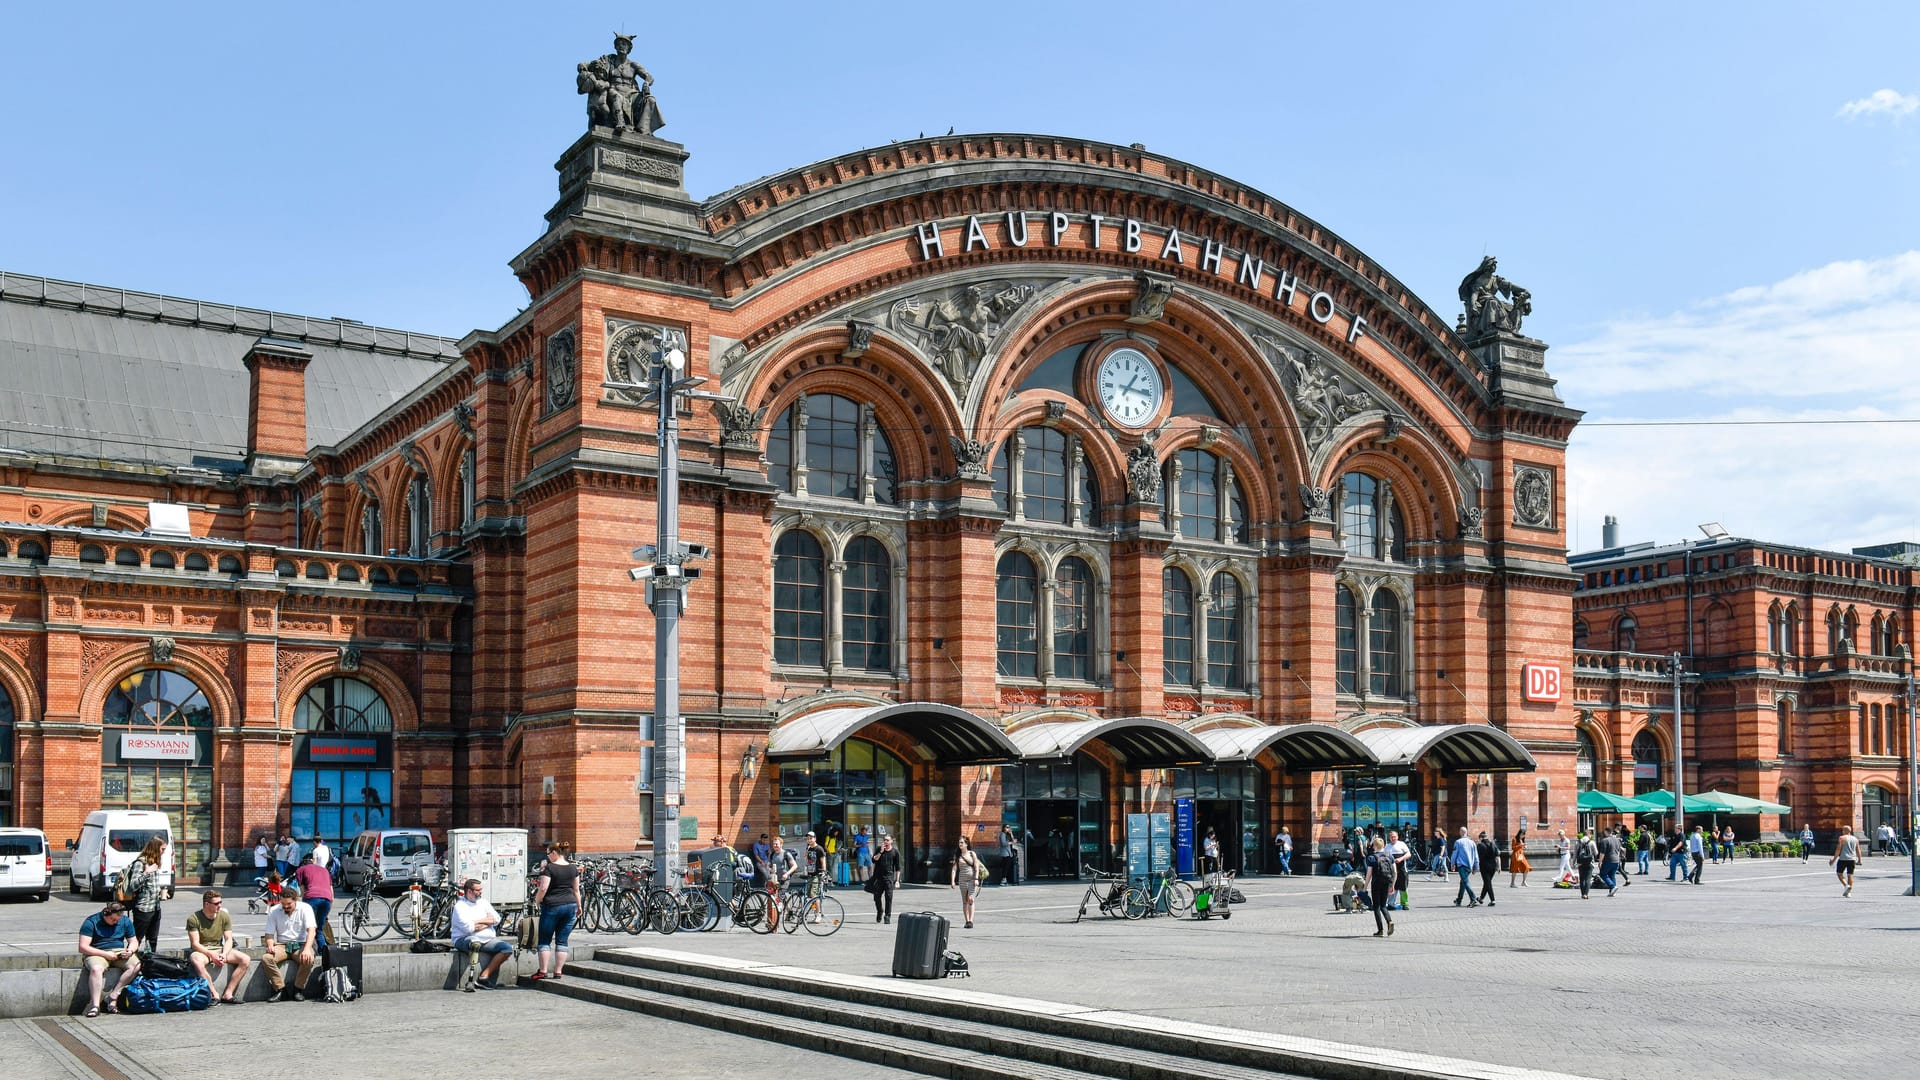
[1777,699,1793,756]
[841,537,892,674]
[1572,618,1589,650]
[1335,585,1359,694]
[1782,604,1799,655]
[1054,557,1094,681]
[1206,575,1244,690]
[292,677,395,854]
[101,670,214,878]
[1828,607,1845,652]
[991,427,1099,527]
[1576,728,1597,792]
[1369,591,1404,698]
[1162,567,1196,687]
[773,531,826,669]
[1616,614,1638,653]
[1631,729,1663,796]
[765,393,897,505]
[459,448,477,528]
[995,552,1039,678]
[0,682,13,825]
[1166,449,1245,543]
[405,476,431,558]
[1339,472,1405,561]
[360,504,382,555]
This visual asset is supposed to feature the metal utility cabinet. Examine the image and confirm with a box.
[446,828,529,908]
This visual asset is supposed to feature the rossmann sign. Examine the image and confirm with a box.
[1520,663,1562,703]
[119,733,196,761]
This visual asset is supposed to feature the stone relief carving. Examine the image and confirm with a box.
[1044,400,1067,423]
[1513,465,1553,528]
[339,645,362,672]
[1297,484,1333,522]
[1127,272,1175,324]
[1459,506,1486,539]
[452,402,476,436]
[605,319,691,402]
[601,150,680,184]
[949,436,992,481]
[544,327,578,412]
[715,340,748,378]
[1458,256,1532,336]
[150,636,176,664]
[577,34,664,137]
[1279,346,1375,454]
[887,280,1036,398]
[715,402,768,452]
[1126,442,1163,503]
[842,320,874,359]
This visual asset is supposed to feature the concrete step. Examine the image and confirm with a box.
[533,967,1100,1080]
[548,958,1300,1080]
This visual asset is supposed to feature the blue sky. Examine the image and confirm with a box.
[3,3,1915,553]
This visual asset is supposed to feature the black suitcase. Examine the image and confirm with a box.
[891,911,948,979]
[308,941,364,996]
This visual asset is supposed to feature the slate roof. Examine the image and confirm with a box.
[0,272,461,472]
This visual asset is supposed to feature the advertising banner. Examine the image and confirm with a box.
[1174,798,1195,877]
[119,733,195,761]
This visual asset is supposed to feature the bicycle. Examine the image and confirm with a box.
[1074,864,1128,922]
[1123,867,1195,920]
[778,880,843,937]
[392,865,455,939]
[337,876,394,942]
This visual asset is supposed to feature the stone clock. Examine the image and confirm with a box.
[1095,346,1163,427]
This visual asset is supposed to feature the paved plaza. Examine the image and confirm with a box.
[5,854,1916,1080]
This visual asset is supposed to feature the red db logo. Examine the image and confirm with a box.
[1522,663,1561,703]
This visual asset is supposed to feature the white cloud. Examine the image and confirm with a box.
[1838,89,1919,122]
[1556,253,1920,554]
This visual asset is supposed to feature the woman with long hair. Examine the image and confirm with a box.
[1509,831,1532,888]
[949,836,988,928]
[530,840,579,980]
[1365,837,1396,938]
[126,837,167,953]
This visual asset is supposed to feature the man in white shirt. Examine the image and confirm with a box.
[253,836,272,880]
[262,887,318,1001]
[1385,831,1412,909]
[311,837,332,878]
[451,879,513,990]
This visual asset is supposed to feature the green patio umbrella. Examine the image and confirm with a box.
[1690,789,1792,815]
[1633,789,1721,813]
[1576,789,1664,814]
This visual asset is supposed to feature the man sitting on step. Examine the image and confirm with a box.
[452,878,513,990]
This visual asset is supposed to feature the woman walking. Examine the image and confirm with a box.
[125,838,167,953]
[530,840,579,981]
[1509,831,1531,887]
[869,833,900,923]
[949,835,989,928]
[1366,838,1396,937]
[1831,826,1861,897]
[1554,830,1572,882]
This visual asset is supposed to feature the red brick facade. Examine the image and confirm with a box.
[0,121,1584,882]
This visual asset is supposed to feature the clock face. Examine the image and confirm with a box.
[1095,347,1164,427]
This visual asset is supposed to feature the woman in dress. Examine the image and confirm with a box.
[949,835,988,928]
[1509,831,1532,887]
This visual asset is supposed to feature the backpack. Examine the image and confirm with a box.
[121,977,211,1014]
[323,967,360,1003]
[939,950,969,978]
[1577,839,1598,863]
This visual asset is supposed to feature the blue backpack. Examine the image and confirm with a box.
[121,977,213,1014]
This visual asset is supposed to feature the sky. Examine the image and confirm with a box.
[2,3,1916,555]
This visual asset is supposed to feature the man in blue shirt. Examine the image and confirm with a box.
[1451,827,1481,907]
[78,902,142,1017]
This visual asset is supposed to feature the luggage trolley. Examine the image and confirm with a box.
[1192,856,1234,920]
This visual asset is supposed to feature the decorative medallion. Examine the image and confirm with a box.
[544,327,578,412]
[606,318,691,402]
[1513,466,1553,528]
[714,402,768,452]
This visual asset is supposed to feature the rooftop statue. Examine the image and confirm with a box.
[1457,256,1532,336]
[578,34,665,137]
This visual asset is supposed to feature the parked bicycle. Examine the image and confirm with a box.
[1123,867,1195,920]
[1074,864,1128,922]
[778,883,843,937]
[338,875,394,942]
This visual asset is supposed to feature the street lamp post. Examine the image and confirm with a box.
[1906,648,1919,897]
[1670,652,1686,838]
[606,345,726,895]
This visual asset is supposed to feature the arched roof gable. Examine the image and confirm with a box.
[767,701,1019,765]
[1006,715,1214,768]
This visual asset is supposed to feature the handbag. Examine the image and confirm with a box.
[116,864,142,904]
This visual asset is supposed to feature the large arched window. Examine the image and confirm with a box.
[1335,585,1359,694]
[842,537,892,673]
[1339,472,1405,561]
[776,737,911,881]
[1575,728,1597,792]
[773,532,826,668]
[995,552,1039,678]
[0,683,13,826]
[1631,729,1663,796]
[766,393,898,505]
[101,670,215,879]
[1163,567,1196,687]
[992,428,1099,526]
[1054,557,1094,681]
[293,677,395,853]
[1369,590,1404,697]
[1167,449,1246,543]
[1206,575,1244,690]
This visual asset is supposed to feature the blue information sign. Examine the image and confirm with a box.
[1126,814,1152,879]
[1149,812,1172,874]
[1174,798,1195,877]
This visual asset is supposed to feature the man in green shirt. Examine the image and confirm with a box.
[186,891,252,1004]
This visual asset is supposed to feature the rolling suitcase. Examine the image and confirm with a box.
[308,940,364,997]
[891,911,948,979]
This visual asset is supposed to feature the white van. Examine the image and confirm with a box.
[0,827,52,902]
[342,828,436,893]
[69,810,174,901]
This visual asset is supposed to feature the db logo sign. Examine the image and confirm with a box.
[1522,663,1561,703]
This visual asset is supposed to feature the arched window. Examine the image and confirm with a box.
[1860,703,1871,753]
[1777,699,1793,756]
[1206,575,1244,690]
[102,670,215,879]
[1782,604,1799,655]
[773,532,826,668]
[0,682,13,825]
[1162,567,1195,687]
[1053,557,1094,681]
[1631,729,1663,796]
[1844,608,1860,650]
[360,504,382,555]
[1872,703,1885,755]
[1573,618,1589,650]
[1768,604,1786,654]
[1828,607,1845,652]
[1335,585,1359,694]
[1369,590,1404,697]
[842,537,892,673]
[1616,614,1638,653]
[405,476,431,558]
[1339,472,1405,560]
[765,393,898,505]
[459,447,477,528]
[992,428,1099,526]
[1168,449,1244,542]
[292,677,395,853]
[1575,728,1597,792]
[995,552,1039,678]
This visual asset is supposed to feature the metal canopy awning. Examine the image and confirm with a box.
[1007,716,1215,768]
[1354,724,1537,774]
[766,702,1020,765]
[1197,724,1377,771]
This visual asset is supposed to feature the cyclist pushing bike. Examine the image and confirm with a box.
[763,837,798,931]
[802,831,828,900]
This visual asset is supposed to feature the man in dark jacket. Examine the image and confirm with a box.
[1475,831,1501,906]
[1597,828,1625,896]
[1575,830,1599,899]
[868,834,901,923]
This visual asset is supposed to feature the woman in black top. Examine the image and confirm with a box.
[531,841,579,980]
[868,834,901,923]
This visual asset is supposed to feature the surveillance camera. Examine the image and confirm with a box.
[683,543,711,560]
[628,566,649,581]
